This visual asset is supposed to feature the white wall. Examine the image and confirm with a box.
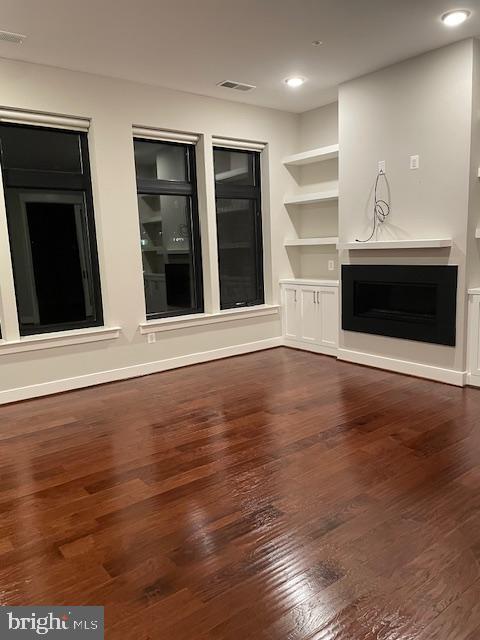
[0,57,299,402]
[299,102,338,150]
[338,39,475,374]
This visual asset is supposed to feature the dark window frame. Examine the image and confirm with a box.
[0,122,104,336]
[134,137,204,321]
[214,146,264,310]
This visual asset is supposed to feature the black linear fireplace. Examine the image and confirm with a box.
[342,265,458,346]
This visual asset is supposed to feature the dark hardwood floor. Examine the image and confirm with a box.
[1,347,480,639]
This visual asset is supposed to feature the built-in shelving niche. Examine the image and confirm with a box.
[283,144,339,280]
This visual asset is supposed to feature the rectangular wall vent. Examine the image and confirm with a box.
[0,30,26,44]
[217,80,256,92]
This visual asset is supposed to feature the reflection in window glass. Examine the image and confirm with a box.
[216,198,260,309]
[133,138,203,319]
[138,194,197,316]
[0,126,82,173]
[134,140,187,182]
[214,148,254,186]
[213,147,264,309]
[6,190,97,331]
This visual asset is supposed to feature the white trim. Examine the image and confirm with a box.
[139,305,280,334]
[0,161,19,341]
[279,278,339,287]
[260,144,274,306]
[132,126,199,144]
[212,136,266,152]
[0,108,90,131]
[467,372,480,387]
[284,338,337,358]
[0,337,282,405]
[337,347,466,386]
[0,326,121,355]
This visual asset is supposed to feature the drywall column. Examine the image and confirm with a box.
[196,134,220,313]
[338,39,474,378]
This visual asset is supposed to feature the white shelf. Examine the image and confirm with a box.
[283,144,339,166]
[280,278,339,287]
[339,238,453,250]
[284,189,339,206]
[285,237,338,247]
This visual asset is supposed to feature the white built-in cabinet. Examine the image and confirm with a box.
[281,279,339,356]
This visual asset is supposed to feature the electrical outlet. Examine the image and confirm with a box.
[378,160,386,173]
[410,154,420,170]
[147,333,156,344]
[328,260,335,271]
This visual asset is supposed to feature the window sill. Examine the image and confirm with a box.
[139,305,280,334]
[0,326,121,355]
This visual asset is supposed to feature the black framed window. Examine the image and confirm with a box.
[213,147,264,309]
[0,123,103,336]
[134,138,203,319]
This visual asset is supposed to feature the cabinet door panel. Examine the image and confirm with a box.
[318,287,338,347]
[283,286,299,339]
[299,287,317,343]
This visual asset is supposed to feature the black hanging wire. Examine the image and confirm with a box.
[355,170,391,243]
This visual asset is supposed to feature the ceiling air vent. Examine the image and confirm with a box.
[0,30,26,44]
[217,80,256,92]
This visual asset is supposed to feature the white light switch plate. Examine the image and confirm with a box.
[410,155,420,170]
[147,333,156,344]
[328,260,335,271]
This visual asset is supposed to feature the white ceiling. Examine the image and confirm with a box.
[0,0,479,113]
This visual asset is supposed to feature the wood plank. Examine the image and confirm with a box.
[0,347,479,638]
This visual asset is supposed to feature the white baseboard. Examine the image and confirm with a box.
[0,336,283,405]
[284,338,337,358]
[467,372,480,388]
[338,347,466,387]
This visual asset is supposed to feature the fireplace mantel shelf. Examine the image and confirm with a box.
[339,238,453,250]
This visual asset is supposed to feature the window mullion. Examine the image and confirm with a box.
[0,165,20,341]
[136,179,193,196]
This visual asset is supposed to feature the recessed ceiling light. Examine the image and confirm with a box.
[441,9,471,26]
[285,77,305,88]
